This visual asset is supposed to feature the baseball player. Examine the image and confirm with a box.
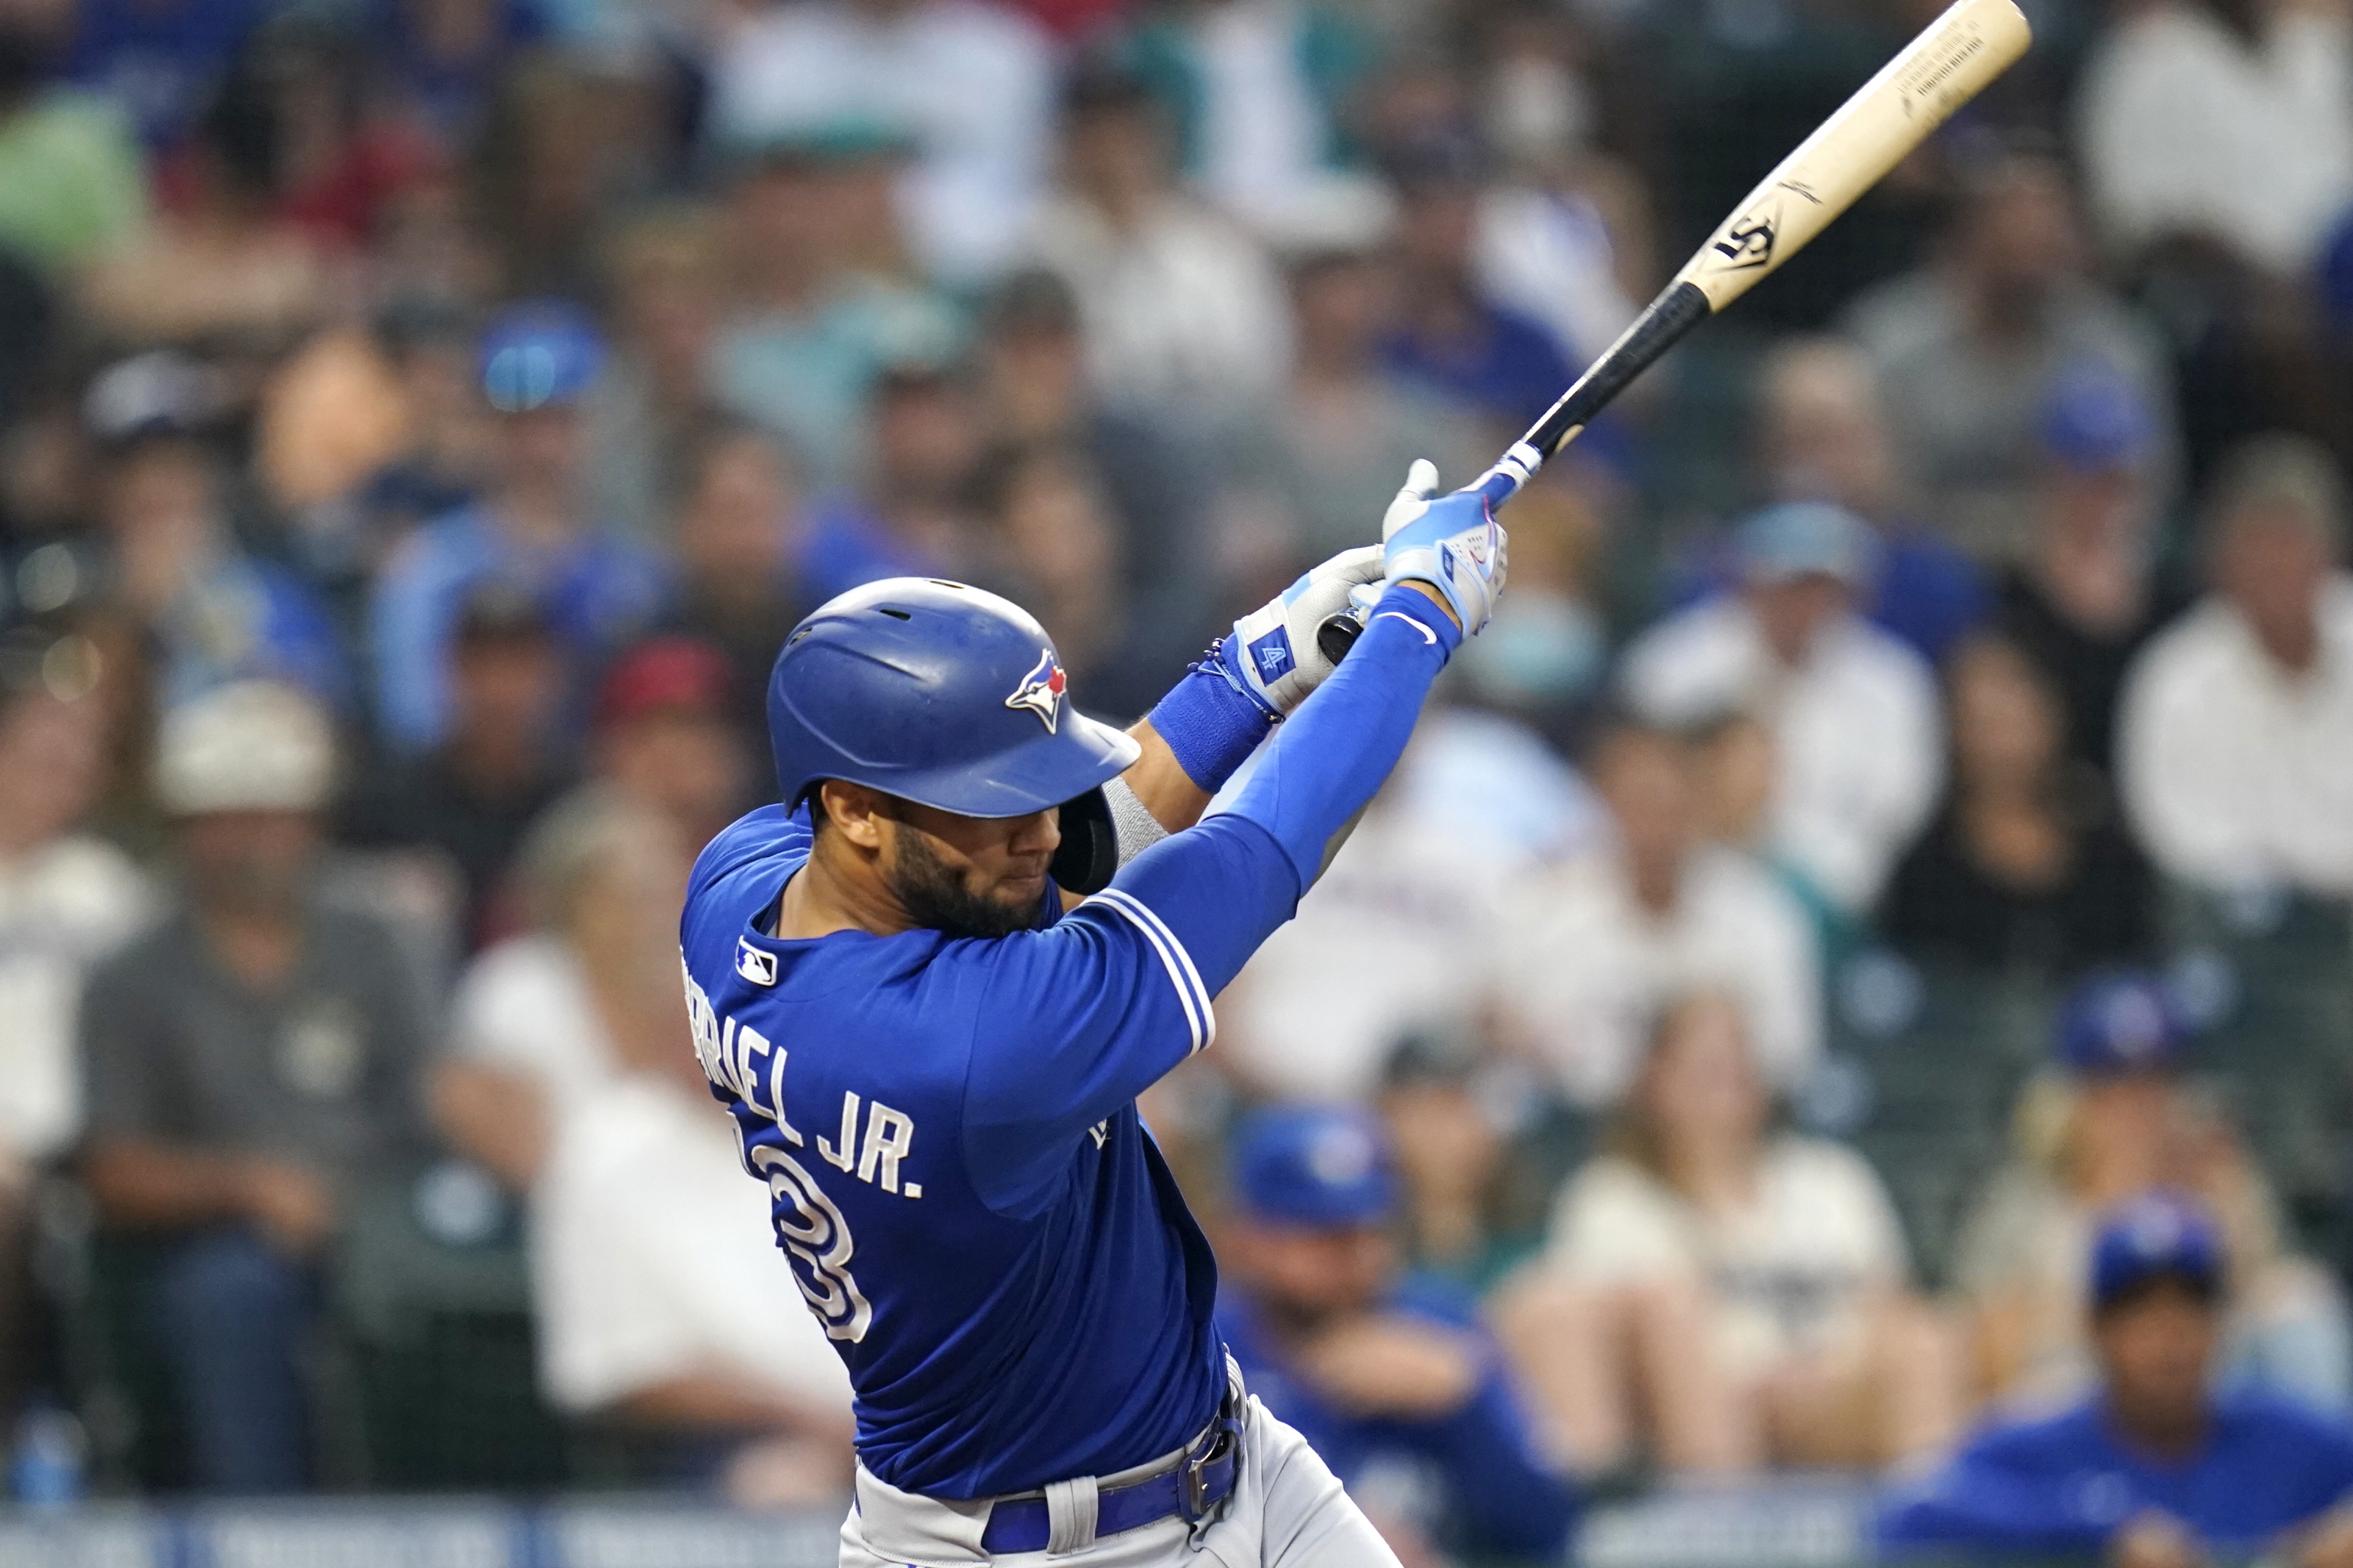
[676,461,1504,1566]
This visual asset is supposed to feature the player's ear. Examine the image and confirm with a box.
[817,780,891,852]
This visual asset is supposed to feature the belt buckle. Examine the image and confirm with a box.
[1177,1433,1225,1524]
[1177,1396,1243,1525]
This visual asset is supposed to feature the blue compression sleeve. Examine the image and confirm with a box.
[1083,583,1462,1002]
[1226,584,1461,888]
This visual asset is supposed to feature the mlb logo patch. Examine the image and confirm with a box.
[1246,626,1293,681]
[736,938,777,987]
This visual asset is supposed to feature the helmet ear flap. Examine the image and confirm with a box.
[1048,787,1118,895]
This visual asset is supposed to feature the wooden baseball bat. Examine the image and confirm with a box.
[1318,0,2031,663]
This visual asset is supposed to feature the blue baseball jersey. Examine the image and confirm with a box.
[677,590,1463,1500]
[1218,1278,1576,1560]
[1879,1392,2353,1555]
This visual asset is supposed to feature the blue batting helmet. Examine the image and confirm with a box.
[768,576,1138,837]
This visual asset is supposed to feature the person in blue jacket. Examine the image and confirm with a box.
[1882,1192,2353,1567]
[371,301,666,754]
[1216,1105,1576,1566]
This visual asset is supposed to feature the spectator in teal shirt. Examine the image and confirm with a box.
[706,131,963,494]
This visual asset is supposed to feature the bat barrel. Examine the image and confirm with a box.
[1675,0,2031,312]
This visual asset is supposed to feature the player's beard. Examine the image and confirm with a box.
[885,824,1046,939]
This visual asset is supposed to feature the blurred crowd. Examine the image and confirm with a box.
[7,0,2353,1556]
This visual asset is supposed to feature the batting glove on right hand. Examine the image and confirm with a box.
[1375,459,1509,634]
[1221,542,1387,717]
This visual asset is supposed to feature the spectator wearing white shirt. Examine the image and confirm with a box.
[1490,719,1821,1109]
[0,637,151,1172]
[1023,65,1293,415]
[1115,0,1388,248]
[2118,435,2353,898]
[429,790,679,1190]
[1494,993,1962,1475]
[0,636,150,1428]
[484,797,855,1501]
[1219,707,1598,1103]
[704,0,1056,284]
[1221,790,1510,1105]
[534,1072,856,1504]
[2075,0,2353,278]
[1619,502,1944,917]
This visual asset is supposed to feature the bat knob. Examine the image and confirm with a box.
[1316,612,1363,666]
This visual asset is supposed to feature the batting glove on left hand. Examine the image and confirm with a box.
[1375,459,1509,635]
[1213,543,1387,717]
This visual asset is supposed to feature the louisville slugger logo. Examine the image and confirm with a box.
[1712,211,1777,270]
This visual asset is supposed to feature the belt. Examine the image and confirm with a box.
[978,1395,1243,1556]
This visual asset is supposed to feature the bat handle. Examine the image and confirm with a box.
[1316,612,1363,665]
[1315,443,1544,667]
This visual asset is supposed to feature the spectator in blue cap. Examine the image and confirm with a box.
[1620,498,1943,917]
[1884,1192,2353,1568]
[369,301,668,755]
[1952,973,2351,1416]
[1215,1105,1574,1567]
[1996,361,2188,790]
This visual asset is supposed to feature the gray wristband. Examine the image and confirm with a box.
[1104,776,1169,866]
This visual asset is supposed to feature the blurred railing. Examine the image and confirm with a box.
[0,1482,1893,1568]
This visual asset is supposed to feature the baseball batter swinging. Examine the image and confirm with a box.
[676,461,1504,1567]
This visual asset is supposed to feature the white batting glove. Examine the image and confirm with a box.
[1214,543,1387,716]
[1378,459,1509,634]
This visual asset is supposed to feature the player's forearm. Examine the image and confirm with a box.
[1120,583,1457,840]
[1117,720,1214,834]
[1227,584,1460,887]
[1080,584,1460,1013]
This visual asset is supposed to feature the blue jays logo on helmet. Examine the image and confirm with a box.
[1004,648,1068,734]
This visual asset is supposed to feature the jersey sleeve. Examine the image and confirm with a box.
[963,590,1464,1215]
[962,812,1296,1216]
